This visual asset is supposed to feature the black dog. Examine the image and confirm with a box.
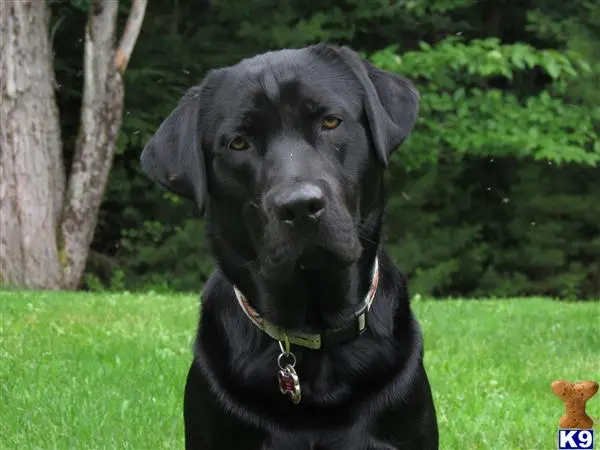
[141,43,438,449]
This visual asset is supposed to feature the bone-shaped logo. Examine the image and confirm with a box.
[552,379,598,429]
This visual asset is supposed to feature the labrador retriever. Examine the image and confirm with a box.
[140,43,438,450]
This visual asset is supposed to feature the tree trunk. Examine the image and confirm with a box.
[59,0,122,289]
[59,0,147,289]
[0,0,64,289]
[1,0,147,290]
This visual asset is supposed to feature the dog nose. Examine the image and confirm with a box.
[274,183,326,224]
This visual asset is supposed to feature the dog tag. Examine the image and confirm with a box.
[278,364,301,404]
[276,345,301,405]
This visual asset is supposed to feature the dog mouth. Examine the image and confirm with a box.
[296,243,360,271]
[258,240,361,282]
[297,246,334,271]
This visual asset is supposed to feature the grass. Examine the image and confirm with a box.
[1,291,598,450]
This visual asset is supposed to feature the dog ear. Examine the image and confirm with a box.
[140,70,224,214]
[335,46,420,166]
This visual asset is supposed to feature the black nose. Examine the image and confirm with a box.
[273,183,326,224]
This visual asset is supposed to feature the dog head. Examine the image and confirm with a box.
[141,44,419,325]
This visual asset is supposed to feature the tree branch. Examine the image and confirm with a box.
[114,0,148,73]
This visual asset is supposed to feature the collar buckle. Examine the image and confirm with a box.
[320,300,370,349]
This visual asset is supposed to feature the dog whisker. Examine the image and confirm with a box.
[232,258,259,270]
[358,232,378,246]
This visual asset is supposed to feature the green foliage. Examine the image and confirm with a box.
[385,157,600,298]
[370,37,599,169]
[49,0,600,298]
[119,220,215,292]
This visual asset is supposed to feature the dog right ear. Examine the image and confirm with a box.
[140,70,224,214]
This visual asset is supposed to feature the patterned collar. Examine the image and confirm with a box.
[232,257,380,350]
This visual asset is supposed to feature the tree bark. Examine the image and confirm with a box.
[0,0,64,289]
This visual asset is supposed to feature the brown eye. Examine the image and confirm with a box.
[321,116,342,130]
[228,137,250,151]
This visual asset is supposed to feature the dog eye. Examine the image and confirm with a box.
[321,116,342,130]
[228,137,250,151]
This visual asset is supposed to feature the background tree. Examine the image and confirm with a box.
[0,0,147,289]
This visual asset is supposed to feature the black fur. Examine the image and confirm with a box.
[141,43,438,449]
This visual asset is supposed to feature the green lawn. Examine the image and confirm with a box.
[1,291,598,450]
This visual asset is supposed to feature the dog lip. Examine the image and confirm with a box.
[296,247,325,270]
[296,244,360,270]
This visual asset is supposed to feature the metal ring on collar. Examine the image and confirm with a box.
[277,351,296,369]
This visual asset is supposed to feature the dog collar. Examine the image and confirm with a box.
[232,257,380,350]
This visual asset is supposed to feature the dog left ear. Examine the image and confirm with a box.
[337,46,420,166]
